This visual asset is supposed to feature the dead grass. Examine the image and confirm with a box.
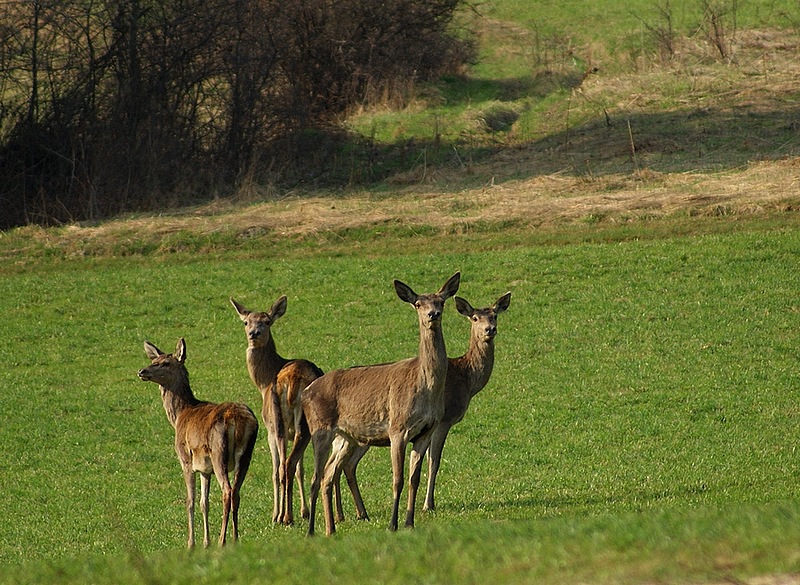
[2,29,799,261]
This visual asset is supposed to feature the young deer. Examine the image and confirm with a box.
[137,338,258,548]
[286,272,461,536]
[230,296,323,525]
[333,292,512,519]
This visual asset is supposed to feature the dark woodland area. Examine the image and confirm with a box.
[0,0,474,228]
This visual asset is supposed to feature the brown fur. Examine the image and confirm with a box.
[334,292,512,519]
[286,272,461,536]
[230,296,323,524]
[137,338,258,548]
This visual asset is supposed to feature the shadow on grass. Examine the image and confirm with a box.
[348,101,800,188]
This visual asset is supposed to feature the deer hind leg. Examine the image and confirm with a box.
[424,423,451,512]
[213,468,233,546]
[283,425,310,526]
[183,467,197,549]
[342,444,370,521]
[406,432,433,528]
[321,436,356,536]
[199,472,212,547]
[294,454,309,520]
[307,429,335,536]
[265,417,282,523]
[331,434,349,522]
[231,430,257,541]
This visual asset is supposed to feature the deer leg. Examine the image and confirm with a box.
[424,423,451,512]
[406,433,432,528]
[343,444,370,521]
[284,421,311,526]
[199,473,211,548]
[231,433,256,542]
[307,430,334,537]
[271,391,289,525]
[321,436,353,536]
[295,454,308,521]
[183,467,197,549]
[333,466,345,522]
[215,473,233,547]
[266,421,282,523]
[389,438,407,531]
[331,434,349,522]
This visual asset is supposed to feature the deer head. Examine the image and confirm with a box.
[394,271,461,330]
[230,296,287,348]
[138,338,187,385]
[455,291,512,342]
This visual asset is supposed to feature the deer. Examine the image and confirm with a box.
[137,338,258,548]
[285,271,461,536]
[230,295,323,525]
[330,292,512,520]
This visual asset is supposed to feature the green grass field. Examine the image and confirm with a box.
[1,218,799,583]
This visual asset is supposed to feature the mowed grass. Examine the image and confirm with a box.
[1,218,799,583]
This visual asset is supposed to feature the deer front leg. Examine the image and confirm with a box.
[183,468,197,549]
[424,423,451,511]
[406,433,432,528]
[389,438,407,531]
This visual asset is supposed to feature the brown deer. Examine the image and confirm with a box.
[137,338,258,548]
[332,292,512,520]
[230,295,323,525]
[286,271,461,536]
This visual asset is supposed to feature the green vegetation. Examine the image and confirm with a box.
[1,221,799,583]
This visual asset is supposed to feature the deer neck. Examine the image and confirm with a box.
[462,336,495,398]
[246,335,287,393]
[160,369,201,428]
[417,322,448,393]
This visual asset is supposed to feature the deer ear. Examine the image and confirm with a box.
[143,340,163,361]
[270,295,288,320]
[230,298,250,321]
[394,280,418,304]
[175,338,187,363]
[455,297,474,317]
[494,292,512,313]
[439,271,461,299]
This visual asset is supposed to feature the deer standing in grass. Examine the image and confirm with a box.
[331,292,512,520]
[286,272,461,536]
[230,296,323,525]
[137,338,258,548]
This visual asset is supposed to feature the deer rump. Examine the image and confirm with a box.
[175,402,258,473]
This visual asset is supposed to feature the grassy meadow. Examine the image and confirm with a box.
[2,0,800,583]
[1,220,800,583]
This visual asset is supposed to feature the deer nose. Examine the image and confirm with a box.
[486,325,497,337]
[428,309,441,320]
[249,330,260,340]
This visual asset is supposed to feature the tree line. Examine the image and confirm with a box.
[0,0,474,229]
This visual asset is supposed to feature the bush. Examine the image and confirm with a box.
[0,0,475,229]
